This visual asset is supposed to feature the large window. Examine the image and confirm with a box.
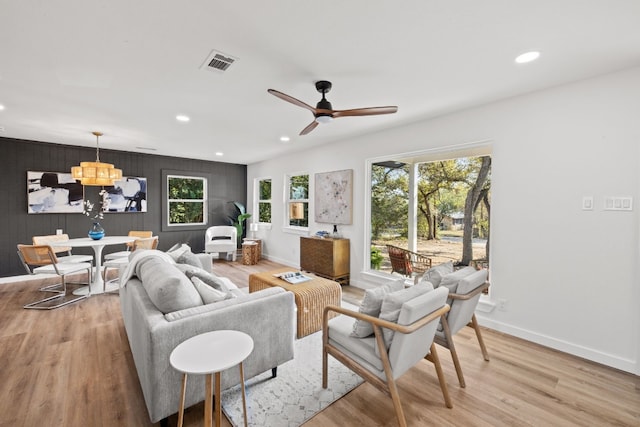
[286,173,309,228]
[257,178,272,223]
[166,174,207,226]
[368,147,491,274]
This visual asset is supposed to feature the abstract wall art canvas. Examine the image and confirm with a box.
[102,177,147,212]
[314,169,353,225]
[27,171,84,214]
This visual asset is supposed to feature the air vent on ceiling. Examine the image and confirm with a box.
[201,50,237,73]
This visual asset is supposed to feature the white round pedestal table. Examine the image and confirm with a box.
[170,330,254,427]
[49,236,136,295]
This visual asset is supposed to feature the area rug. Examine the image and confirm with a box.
[221,320,363,426]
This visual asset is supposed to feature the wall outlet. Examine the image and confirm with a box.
[56,229,63,235]
[498,298,507,312]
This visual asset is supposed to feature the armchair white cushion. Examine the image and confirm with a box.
[323,286,452,426]
[204,226,237,261]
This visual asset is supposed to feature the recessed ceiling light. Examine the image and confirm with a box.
[515,51,540,64]
[280,136,291,143]
[176,115,190,122]
[0,104,5,111]
[215,152,223,156]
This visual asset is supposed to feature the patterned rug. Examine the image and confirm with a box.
[221,317,363,426]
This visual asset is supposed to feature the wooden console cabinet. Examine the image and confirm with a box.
[300,236,350,284]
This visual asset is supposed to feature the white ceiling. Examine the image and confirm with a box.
[1,1,639,165]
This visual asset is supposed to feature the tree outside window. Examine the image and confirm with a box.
[167,175,207,226]
[287,174,309,228]
[258,178,272,223]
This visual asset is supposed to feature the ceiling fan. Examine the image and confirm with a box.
[267,80,398,136]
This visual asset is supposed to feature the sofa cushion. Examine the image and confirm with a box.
[351,278,404,338]
[191,277,236,304]
[378,282,434,349]
[420,261,454,288]
[137,256,203,314]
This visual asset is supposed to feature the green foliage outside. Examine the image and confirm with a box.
[370,246,384,269]
[168,177,205,224]
[259,179,272,223]
[371,156,491,241]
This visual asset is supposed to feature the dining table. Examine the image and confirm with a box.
[49,235,136,295]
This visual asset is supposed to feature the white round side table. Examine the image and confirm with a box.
[170,330,254,427]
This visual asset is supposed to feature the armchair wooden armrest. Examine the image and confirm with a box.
[323,303,450,336]
[448,281,490,300]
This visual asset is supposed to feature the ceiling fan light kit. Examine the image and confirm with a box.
[267,80,398,136]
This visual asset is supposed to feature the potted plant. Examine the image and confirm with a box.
[227,201,252,248]
[371,246,384,270]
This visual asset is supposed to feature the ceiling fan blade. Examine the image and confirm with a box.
[332,106,398,118]
[300,121,319,135]
[267,89,317,113]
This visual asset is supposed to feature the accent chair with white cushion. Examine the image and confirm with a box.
[323,285,452,427]
[32,233,94,282]
[204,226,237,261]
[431,268,490,387]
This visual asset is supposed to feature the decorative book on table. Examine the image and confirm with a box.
[274,271,312,284]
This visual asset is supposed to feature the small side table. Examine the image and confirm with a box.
[242,242,259,265]
[170,330,254,427]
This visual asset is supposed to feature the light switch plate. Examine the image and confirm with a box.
[582,196,593,210]
[604,196,633,211]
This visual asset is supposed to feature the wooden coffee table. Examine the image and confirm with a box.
[249,267,342,338]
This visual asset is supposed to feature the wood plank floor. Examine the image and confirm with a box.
[0,260,638,426]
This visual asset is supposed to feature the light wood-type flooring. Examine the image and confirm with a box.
[0,259,638,426]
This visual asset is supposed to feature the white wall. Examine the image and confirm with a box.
[248,67,640,374]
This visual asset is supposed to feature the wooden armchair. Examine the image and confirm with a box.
[323,286,452,427]
[386,244,432,281]
[434,269,490,388]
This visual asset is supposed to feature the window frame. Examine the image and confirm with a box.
[283,172,310,234]
[255,177,272,225]
[162,170,208,231]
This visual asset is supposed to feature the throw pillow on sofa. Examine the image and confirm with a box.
[175,264,238,292]
[191,277,236,304]
[137,255,203,314]
[166,243,202,268]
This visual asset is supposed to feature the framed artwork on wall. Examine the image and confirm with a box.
[102,176,147,212]
[314,169,353,225]
[27,171,84,214]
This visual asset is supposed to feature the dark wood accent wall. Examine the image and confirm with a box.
[1,136,246,277]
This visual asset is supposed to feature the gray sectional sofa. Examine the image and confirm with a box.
[119,250,295,424]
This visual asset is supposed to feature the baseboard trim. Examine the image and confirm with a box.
[476,315,638,375]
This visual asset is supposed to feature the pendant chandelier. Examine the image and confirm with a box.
[71,131,122,186]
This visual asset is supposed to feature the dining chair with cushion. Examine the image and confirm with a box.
[17,244,92,309]
[102,236,159,291]
[323,285,452,427]
[104,230,154,260]
[204,226,237,261]
[431,268,490,387]
[32,233,94,282]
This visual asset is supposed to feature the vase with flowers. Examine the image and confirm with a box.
[84,190,106,240]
